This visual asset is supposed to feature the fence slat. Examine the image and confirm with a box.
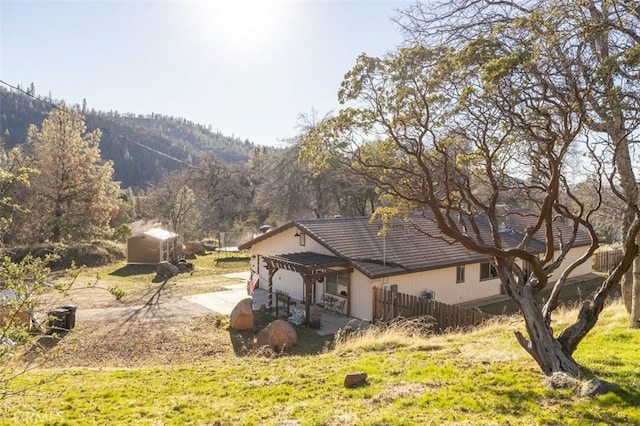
[594,249,624,272]
[372,287,492,332]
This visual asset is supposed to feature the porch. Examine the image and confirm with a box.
[252,287,363,336]
[260,252,354,328]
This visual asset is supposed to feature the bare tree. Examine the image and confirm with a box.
[188,155,252,233]
[140,170,201,242]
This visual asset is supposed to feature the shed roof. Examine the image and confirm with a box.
[142,228,177,240]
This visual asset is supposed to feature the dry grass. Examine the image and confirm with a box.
[332,316,436,353]
[332,312,535,364]
[38,315,234,368]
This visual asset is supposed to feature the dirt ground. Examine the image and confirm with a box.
[28,269,252,368]
[43,267,241,309]
[37,316,237,368]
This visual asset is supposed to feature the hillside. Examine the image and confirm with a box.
[3,295,639,424]
[0,86,255,189]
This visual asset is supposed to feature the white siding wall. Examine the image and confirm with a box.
[349,271,374,321]
[548,247,593,282]
[372,264,503,307]
[248,228,334,299]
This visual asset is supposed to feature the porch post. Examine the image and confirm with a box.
[268,267,277,310]
[346,271,351,317]
[304,276,312,326]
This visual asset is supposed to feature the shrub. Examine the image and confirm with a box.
[8,241,126,270]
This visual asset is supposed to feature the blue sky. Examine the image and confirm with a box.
[1,0,409,146]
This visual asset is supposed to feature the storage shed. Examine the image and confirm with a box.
[126,228,177,264]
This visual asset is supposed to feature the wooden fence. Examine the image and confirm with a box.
[372,287,493,332]
[593,249,624,273]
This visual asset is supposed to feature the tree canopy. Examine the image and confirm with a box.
[22,108,120,243]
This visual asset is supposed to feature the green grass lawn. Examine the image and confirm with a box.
[52,252,251,303]
[2,300,639,425]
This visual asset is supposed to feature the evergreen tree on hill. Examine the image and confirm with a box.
[23,107,119,242]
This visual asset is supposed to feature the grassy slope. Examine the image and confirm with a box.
[2,301,639,425]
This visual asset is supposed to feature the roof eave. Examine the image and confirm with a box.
[238,221,296,250]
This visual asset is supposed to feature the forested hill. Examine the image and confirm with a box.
[0,86,255,189]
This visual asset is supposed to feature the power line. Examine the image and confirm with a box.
[0,79,198,170]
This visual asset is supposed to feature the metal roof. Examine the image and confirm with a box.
[143,228,177,240]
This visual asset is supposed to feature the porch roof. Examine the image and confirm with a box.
[262,252,352,276]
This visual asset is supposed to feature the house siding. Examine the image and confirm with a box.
[371,264,502,307]
[549,247,593,282]
[349,271,374,321]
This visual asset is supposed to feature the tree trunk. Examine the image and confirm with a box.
[513,287,581,376]
[631,231,640,328]
[621,271,633,313]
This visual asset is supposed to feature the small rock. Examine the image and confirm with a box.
[181,242,205,256]
[256,319,297,351]
[544,372,580,390]
[176,261,194,273]
[230,298,254,330]
[344,372,368,388]
[578,379,613,397]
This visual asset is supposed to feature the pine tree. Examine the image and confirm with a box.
[24,107,119,242]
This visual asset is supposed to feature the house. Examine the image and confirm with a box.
[126,228,178,264]
[238,211,593,322]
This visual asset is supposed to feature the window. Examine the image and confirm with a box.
[299,233,305,246]
[456,265,465,283]
[325,272,348,295]
[480,261,498,280]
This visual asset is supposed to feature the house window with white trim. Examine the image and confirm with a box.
[480,261,498,280]
[456,265,465,283]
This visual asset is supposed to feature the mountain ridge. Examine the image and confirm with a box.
[0,86,256,189]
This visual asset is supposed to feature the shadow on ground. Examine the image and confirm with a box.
[22,330,70,364]
[109,264,156,277]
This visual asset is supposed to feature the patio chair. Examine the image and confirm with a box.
[333,299,346,314]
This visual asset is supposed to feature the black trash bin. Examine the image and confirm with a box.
[60,305,77,329]
[47,308,69,334]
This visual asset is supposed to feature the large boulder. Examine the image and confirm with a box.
[230,298,254,330]
[256,319,297,351]
[156,261,179,276]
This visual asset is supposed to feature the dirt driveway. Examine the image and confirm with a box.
[44,272,252,324]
